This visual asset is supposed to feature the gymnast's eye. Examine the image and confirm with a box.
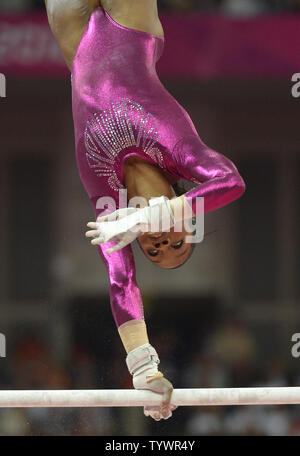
[172,239,184,249]
[148,249,159,257]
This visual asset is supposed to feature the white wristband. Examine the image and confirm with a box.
[126,343,160,376]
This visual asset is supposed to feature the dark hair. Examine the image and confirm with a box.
[172,181,186,197]
[170,180,197,267]
[166,242,196,270]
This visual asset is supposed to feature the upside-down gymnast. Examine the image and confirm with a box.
[45,0,246,421]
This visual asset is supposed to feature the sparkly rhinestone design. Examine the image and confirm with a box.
[84,99,165,191]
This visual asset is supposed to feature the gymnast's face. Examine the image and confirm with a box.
[137,226,193,269]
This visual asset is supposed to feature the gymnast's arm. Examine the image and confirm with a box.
[170,135,246,218]
[96,241,144,329]
[93,240,175,420]
[44,0,101,69]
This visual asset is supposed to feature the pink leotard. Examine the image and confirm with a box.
[71,6,246,327]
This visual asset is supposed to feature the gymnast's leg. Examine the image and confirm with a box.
[44,0,101,69]
[45,0,164,70]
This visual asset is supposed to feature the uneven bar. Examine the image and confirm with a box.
[0,388,300,408]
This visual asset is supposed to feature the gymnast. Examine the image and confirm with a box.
[45,0,246,421]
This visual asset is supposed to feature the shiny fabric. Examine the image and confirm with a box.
[71,7,246,327]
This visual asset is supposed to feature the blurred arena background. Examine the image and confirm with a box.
[1,0,300,436]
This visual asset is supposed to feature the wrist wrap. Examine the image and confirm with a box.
[126,343,160,376]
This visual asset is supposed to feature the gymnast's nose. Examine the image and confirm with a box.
[153,236,171,249]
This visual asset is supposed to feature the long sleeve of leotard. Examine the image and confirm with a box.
[96,240,144,327]
[173,135,246,215]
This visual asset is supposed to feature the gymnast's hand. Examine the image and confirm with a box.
[85,207,147,254]
[85,196,175,254]
[126,343,177,421]
[134,369,177,421]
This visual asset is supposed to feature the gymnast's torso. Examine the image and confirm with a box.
[71,6,202,206]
